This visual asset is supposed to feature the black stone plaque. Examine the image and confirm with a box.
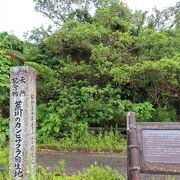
[137,122,180,174]
[141,129,180,163]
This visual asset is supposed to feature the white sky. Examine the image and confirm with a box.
[0,0,178,39]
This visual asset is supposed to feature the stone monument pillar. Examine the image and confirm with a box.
[9,66,36,179]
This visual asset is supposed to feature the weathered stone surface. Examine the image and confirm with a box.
[9,66,36,179]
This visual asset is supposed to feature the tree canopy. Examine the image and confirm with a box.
[0,1,179,141]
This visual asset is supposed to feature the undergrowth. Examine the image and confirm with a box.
[35,163,126,180]
[38,129,127,152]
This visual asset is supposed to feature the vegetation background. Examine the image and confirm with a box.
[0,0,179,146]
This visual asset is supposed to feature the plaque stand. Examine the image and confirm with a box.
[127,112,180,178]
[127,112,140,180]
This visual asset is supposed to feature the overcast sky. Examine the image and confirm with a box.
[0,0,178,39]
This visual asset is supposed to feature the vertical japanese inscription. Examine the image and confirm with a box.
[10,67,36,180]
[11,75,26,178]
[29,94,36,172]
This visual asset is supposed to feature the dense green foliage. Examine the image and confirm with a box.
[0,32,23,52]
[0,33,23,144]
[0,52,11,104]
[0,1,179,143]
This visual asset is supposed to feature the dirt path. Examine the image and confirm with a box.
[37,149,180,180]
[37,150,127,176]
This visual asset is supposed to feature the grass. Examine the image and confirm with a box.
[35,163,126,180]
[0,146,9,179]
[37,129,127,153]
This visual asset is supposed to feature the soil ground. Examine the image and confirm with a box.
[37,149,180,180]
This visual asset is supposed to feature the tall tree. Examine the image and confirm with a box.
[33,0,93,25]
[147,2,180,30]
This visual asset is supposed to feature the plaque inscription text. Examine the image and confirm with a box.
[141,130,180,163]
